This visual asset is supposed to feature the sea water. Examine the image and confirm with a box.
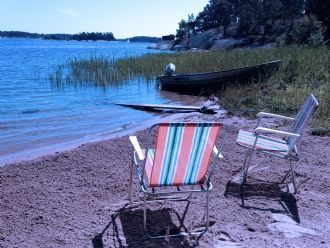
[0,38,195,164]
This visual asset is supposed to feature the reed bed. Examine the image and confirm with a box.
[48,47,329,134]
[49,56,123,89]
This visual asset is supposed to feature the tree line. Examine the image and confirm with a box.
[126,36,162,43]
[0,31,115,41]
[0,31,162,43]
[176,0,329,46]
[71,32,115,41]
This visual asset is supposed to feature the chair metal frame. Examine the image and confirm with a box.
[237,94,319,193]
[129,122,226,239]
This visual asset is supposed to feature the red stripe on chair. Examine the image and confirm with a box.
[172,124,195,186]
[196,124,221,183]
[149,123,169,187]
[145,149,154,183]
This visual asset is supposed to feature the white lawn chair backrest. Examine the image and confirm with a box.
[287,94,319,149]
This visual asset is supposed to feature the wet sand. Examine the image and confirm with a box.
[1,109,329,247]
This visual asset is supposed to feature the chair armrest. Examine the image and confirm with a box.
[129,136,145,160]
[255,127,300,138]
[257,112,295,121]
[213,145,224,159]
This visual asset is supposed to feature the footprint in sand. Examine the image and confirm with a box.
[214,231,245,248]
[268,213,318,238]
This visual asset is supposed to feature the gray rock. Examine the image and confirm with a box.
[259,43,276,49]
[172,44,189,51]
[190,28,223,49]
[147,40,174,50]
[150,29,275,51]
[210,38,242,50]
[172,38,191,51]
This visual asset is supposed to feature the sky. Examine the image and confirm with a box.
[0,0,209,38]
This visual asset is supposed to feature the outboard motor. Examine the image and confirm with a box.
[165,63,176,76]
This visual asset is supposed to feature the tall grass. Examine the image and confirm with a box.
[114,49,282,79]
[115,47,329,134]
[49,56,122,89]
[49,46,329,134]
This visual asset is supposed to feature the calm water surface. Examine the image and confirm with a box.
[0,38,196,164]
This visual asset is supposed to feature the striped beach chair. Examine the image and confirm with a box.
[129,122,225,238]
[236,94,319,193]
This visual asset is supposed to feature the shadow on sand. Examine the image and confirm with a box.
[224,181,300,223]
[92,202,204,247]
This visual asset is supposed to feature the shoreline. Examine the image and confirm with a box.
[0,111,197,167]
[1,95,212,167]
[1,110,329,247]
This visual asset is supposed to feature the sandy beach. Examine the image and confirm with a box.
[1,109,329,247]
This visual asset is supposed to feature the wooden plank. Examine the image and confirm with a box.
[115,103,216,114]
[116,103,200,110]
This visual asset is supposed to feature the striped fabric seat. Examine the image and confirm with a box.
[237,129,289,155]
[144,122,221,187]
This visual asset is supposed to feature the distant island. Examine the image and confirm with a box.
[117,36,162,43]
[0,31,161,43]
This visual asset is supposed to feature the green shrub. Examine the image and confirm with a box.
[292,15,326,47]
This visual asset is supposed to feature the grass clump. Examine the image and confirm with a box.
[217,47,329,135]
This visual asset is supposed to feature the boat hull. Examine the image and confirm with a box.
[157,60,281,92]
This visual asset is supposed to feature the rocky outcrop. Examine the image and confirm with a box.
[210,38,242,50]
[152,28,276,51]
[147,40,174,50]
[190,28,223,49]
[172,38,191,51]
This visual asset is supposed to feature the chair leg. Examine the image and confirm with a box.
[143,194,148,235]
[288,159,297,194]
[241,148,255,185]
[129,162,134,205]
[205,190,209,231]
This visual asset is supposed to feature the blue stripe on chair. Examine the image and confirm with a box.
[148,149,155,160]
[165,123,184,185]
[159,123,175,185]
